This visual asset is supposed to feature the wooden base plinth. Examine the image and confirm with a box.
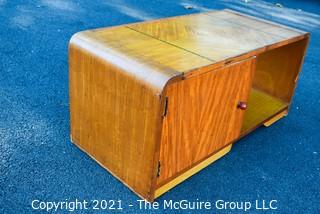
[263,109,288,127]
[154,145,232,199]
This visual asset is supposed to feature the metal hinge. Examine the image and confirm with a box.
[162,97,168,117]
[157,161,161,177]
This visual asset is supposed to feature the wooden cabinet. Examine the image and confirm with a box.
[69,9,309,201]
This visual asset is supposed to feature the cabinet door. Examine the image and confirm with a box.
[158,57,256,185]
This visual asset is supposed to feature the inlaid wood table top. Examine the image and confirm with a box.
[70,9,308,93]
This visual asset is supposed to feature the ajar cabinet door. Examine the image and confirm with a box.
[157,57,256,185]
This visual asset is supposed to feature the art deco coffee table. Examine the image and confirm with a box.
[69,9,309,201]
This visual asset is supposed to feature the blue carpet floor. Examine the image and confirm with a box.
[0,0,319,213]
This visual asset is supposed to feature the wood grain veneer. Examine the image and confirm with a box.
[69,41,163,200]
[157,57,256,185]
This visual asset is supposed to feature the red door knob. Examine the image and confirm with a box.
[237,101,247,110]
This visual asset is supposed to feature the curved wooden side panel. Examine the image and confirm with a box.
[253,37,309,103]
[69,34,168,200]
[69,30,178,95]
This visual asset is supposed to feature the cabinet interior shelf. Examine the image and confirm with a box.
[241,88,288,134]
